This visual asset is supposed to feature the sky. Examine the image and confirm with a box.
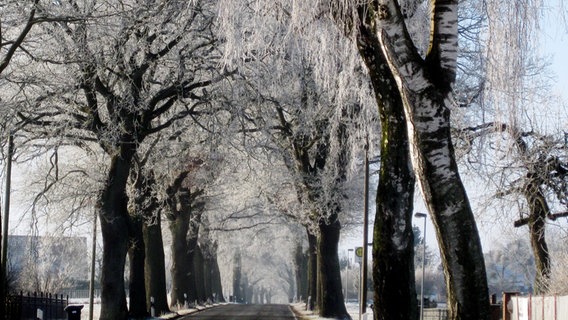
[542,2,568,95]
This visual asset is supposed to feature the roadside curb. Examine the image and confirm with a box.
[153,303,227,319]
[289,303,317,320]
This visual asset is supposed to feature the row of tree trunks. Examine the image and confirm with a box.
[130,166,222,316]
[203,242,225,303]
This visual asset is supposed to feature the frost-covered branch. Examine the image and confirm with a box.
[0,0,40,74]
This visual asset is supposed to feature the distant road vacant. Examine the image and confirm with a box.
[180,304,297,320]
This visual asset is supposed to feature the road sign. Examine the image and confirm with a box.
[355,247,363,258]
[354,247,363,264]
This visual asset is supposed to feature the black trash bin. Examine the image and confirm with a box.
[64,305,84,320]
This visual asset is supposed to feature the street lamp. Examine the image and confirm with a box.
[414,212,427,320]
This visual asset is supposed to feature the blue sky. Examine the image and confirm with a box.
[542,2,568,95]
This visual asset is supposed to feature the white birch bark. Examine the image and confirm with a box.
[368,1,490,319]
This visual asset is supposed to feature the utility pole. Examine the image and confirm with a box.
[360,138,369,319]
[89,210,98,320]
[0,134,14,315]
[415,212,428,320]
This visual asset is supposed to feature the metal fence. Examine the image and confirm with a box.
[5,292,68,320]
[423,305,502,320]
[63,289,101,300]
[424,308,449,320]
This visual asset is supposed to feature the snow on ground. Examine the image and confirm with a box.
[291,302,373,320]
[69,298,220,319]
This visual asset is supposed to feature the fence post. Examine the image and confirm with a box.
[502,292,519,320]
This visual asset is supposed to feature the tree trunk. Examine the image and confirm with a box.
[203,250,213,302]
[524,181,551,293]
[245,280,254,304]
[143,214,170,315]
[294,243,309,302]
[209,251,225,302]
[317,217,350,320]
[186,225,199,304]
[169,213,191,308]
[411,104,489,319]
[98,149,135,320]
[354,2,490,319]
[356,19,418,320]
[307,231,317,311]
[127,216,148,318]
[233,252,243,303]
[193,244,206,303]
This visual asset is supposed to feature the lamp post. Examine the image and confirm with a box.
[415,212,427,320]
[0,133,13,317]
[360,139,369,319]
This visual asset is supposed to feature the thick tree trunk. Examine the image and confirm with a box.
[127,216,148,318]
[209,254,225,302]
[203,250,214,302]
[398,87,489,319]
[203,250,213,303]
[352,2,490,319]
[143,215,170,315]
[193,244,206,303]
[317,218,350,320]
[98,149,135,320]
[306,231,318,311]
[186,226,199,304]
[356,15,418,320]
[410,103,489,319]
[169,214,191,308]
[294,243,309,302]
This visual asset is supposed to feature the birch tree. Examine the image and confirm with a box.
[348,2,493,318]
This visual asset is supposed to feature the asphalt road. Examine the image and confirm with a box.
[179,304,297,320]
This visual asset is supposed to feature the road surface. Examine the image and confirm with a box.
[180,304,297,320]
